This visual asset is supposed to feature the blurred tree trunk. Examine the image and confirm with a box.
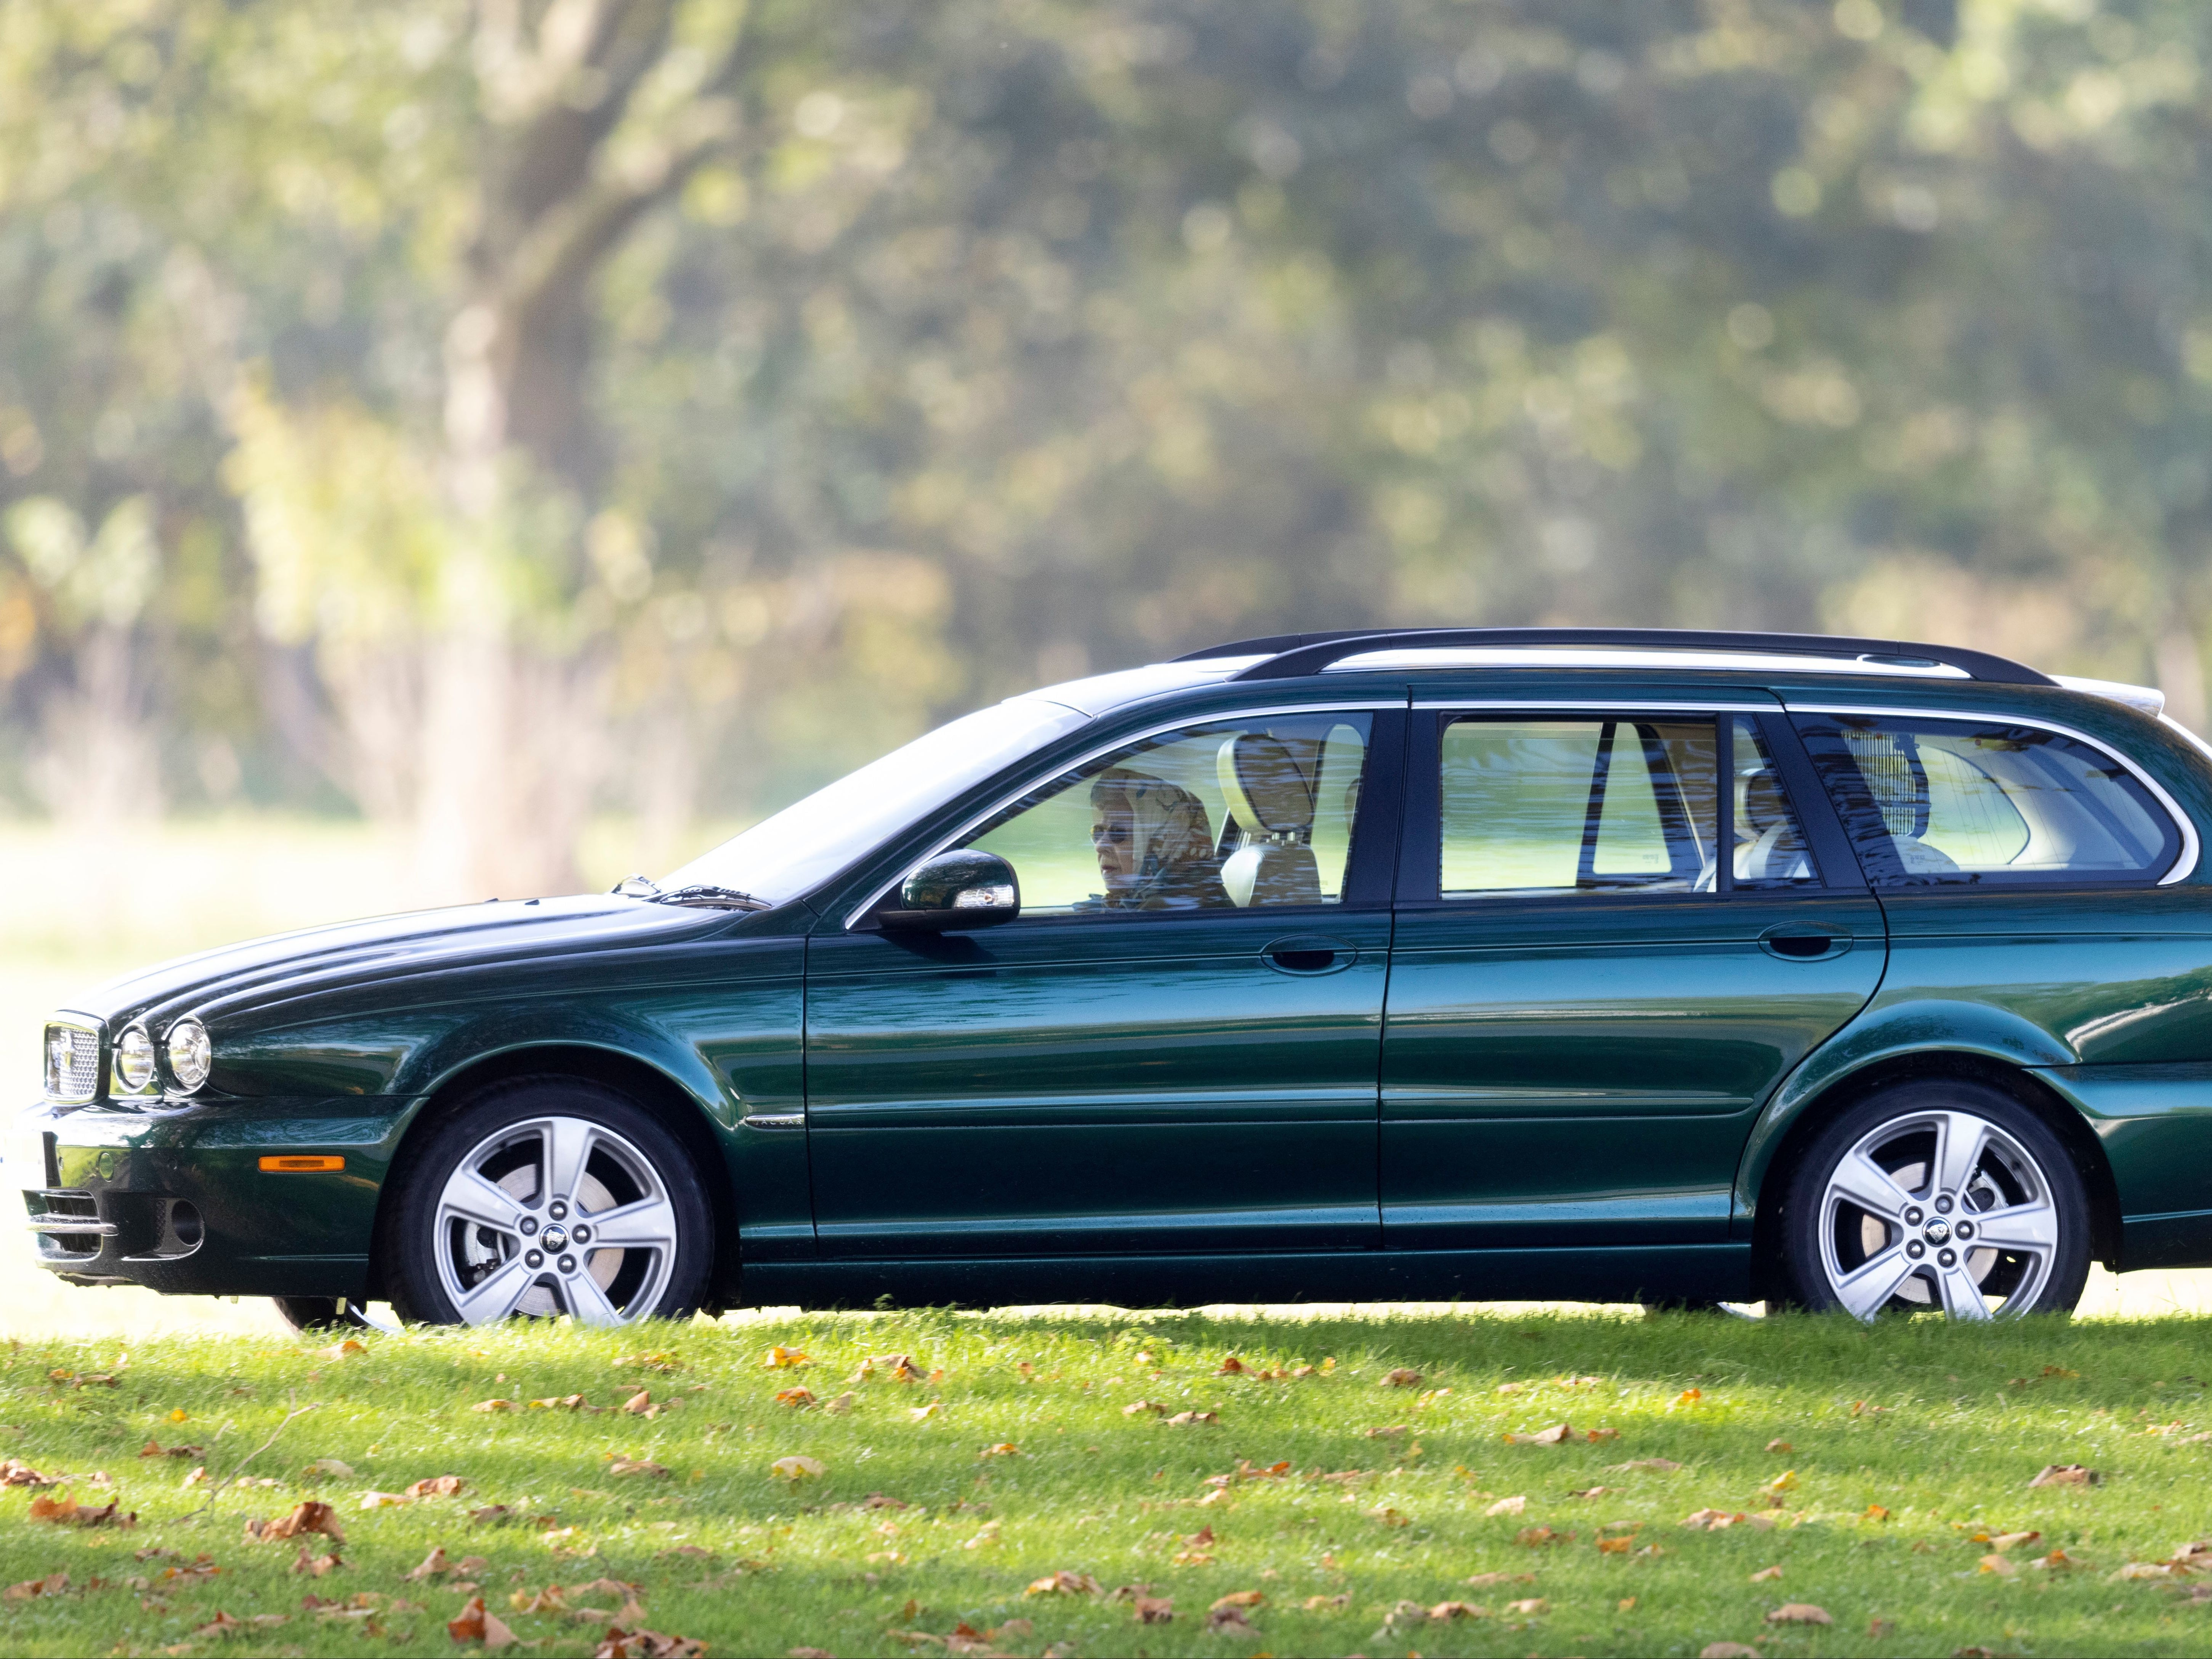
[417,0,745,900]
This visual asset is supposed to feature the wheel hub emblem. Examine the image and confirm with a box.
[1924,1218,1951,1245]
[539,1222,570,1251]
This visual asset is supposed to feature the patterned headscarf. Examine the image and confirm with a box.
[1090,768,1225,909]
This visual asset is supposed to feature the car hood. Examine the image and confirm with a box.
[61,894,743,1031]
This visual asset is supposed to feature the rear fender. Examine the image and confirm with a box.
[1736,998,2077,1223]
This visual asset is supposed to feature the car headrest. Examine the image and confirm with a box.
[1217,734,1316,840]
[1737,766,1792,836]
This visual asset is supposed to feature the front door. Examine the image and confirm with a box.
[806,705,1403,1259]
[1381,700,1886,1253]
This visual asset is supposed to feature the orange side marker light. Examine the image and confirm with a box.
[259,1155,345,1173]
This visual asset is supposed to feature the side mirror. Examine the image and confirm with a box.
[878,850,1020,932]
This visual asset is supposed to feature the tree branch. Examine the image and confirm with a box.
[182,1394,320,1522]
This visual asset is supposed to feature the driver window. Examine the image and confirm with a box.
[962,713,1375,916]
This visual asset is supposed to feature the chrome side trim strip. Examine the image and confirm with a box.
[1785,702,2201,887]
[26,1218,117,1236]
[841,700,1404,930]
[743,1113,806,1131]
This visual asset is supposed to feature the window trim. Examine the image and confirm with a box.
[1786,702,2200,888]
[840,700,1406,930]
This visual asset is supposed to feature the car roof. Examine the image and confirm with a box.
[1023,628,2166,722]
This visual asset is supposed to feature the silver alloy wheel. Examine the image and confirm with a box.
[1819,1108,2060,1321]
[432,1115,680,1326]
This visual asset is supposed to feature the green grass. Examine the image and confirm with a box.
[7,1311,2212,1656]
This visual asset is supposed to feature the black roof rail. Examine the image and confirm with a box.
[1175,627,2054,687]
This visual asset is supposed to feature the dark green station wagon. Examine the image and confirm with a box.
[17,627,2212,1330]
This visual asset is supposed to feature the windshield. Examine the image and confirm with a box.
[660,697,1091,903]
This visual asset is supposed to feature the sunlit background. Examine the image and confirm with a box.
[8,0,2212,1329]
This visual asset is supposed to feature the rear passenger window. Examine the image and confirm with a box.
[1793,715,2180,885]
[1439,718,1720,895]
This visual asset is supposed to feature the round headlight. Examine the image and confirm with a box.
[115,1025,156,1093]
[166,1018,212,1093]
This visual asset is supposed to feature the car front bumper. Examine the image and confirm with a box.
[9,1097,409,1297]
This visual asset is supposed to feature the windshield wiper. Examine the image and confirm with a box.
[614,874,769,911]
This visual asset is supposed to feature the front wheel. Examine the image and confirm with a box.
[381,1078,713,1327]
[1782,1080,2090,1321]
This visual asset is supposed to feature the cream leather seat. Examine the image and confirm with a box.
[1217,734,1322,906]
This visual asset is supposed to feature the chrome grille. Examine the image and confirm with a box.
[42,1022,100,1103]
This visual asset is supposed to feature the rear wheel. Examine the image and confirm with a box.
[381,1078,712,1327]
[1783,1080,2089,1320]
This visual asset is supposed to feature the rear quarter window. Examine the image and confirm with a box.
[1793,713,2180,886]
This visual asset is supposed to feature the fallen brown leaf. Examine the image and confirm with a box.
[1506,1422,1573,1446]
[315,1338,367,1361]
[1767,1603,1833,1625]
[0,1460,56,1487]
[1164,1411,1218,1427]
[1613,1458,1683,1472]
[1699,1645,1762,1659]
[1363,1424,1409,1439]
[28,1491,134,1529]
[1122,1399,1167,1416]
[1204,1604,1256,1635]
[1750,1564,1782,1582]
[292,1547,343,1576]
[468,1505,510,1525]
[4,1571,68,1601]
[1026,1570,1103,1596]
[406,1476,467,1500]
[2028,1462,2100,1487]
[774,1388,815,1409]
[1430,1599,1485,1619]
[1382,1368,1423,1388]
[245,1500,346,1545]
[609,1458,671,1479]
[1134,1595,1173,1624]
[1465,1571,1538,1588]
[1505,1596,1547,1616]
[762,1346,809,1370]
[448,1593,518,1648]
[472,1399,515,1414]
[1516,1526,1572,1546]
[1766,1439,1792,1453]
[1485,1494,1528,1516]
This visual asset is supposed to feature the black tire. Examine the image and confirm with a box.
[1781,1079,2090,1319]
[380,1076,713,1327]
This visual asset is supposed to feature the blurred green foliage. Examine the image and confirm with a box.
[2,0,2210,883]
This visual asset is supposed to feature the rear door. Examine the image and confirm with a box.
[1382,692,1887,1252]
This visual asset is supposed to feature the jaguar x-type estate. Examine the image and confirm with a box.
[19,627,2212,1329]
